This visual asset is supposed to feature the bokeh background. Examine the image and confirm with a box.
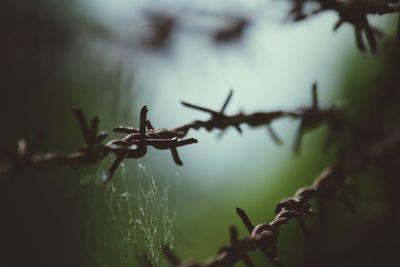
[0,0,399,266]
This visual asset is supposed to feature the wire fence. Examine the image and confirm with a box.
[1,1,400,267]
[0,83,342,182]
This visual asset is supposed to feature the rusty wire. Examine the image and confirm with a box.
[140,1,399,53]
[289,0,400,53]
[159,161,358,267]
[0,106,197,183]
[159,131,400,267]
[0,2,398,266]
[0,84,343,183]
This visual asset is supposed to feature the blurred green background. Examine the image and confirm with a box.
[0,1,399,267]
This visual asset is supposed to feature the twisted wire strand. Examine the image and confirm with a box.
[0,84,343,183]
[160,135,400,267]
[141,1,400,53]
[159,162,353,267]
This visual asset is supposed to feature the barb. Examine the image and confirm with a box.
[289,0,400,53]
[180,89,243,134]
[105,106,198,183]
[293,83,344,153]
[162,227,257,267]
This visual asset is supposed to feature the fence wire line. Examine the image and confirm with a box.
[0,84,343,184]
[139,0,399,53]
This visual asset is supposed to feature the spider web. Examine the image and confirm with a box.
[82,162,175,267]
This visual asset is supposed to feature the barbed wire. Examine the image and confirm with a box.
[140,0,400,52]
[157,161,352,267]
[0,84,344,184]
[159,123,400,267]
[1,2,398,267]
[0,106,197,183]
[154,57,400,267]
[289,0,400,53]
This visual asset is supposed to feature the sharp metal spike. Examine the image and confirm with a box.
[181,101,216,114]
[170,147,183,166]
[311,83,318,110]
[104,155,124,183]
[220,89,234,113]
[266,124,283,146]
